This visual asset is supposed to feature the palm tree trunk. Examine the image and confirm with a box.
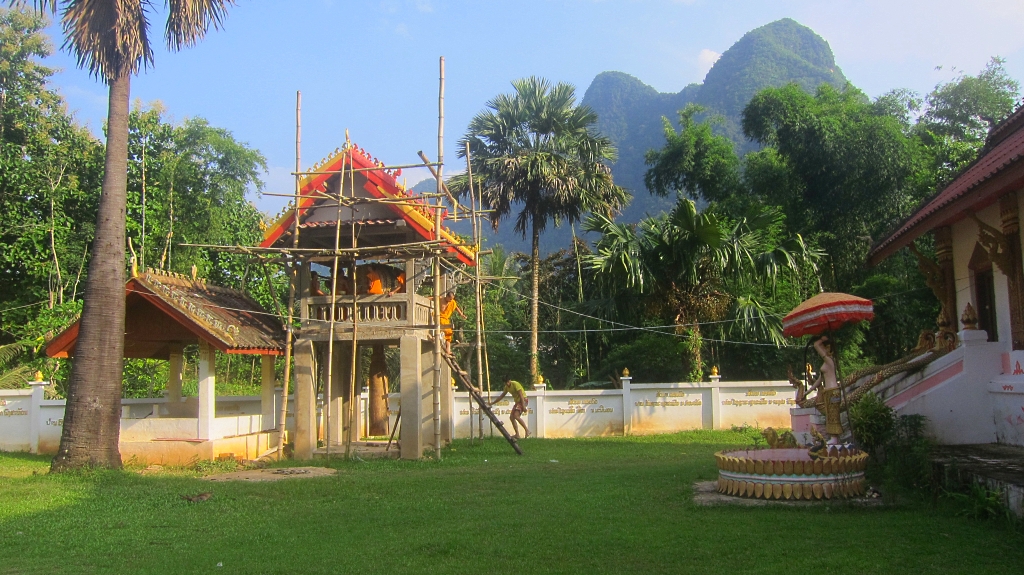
[51,73,131,471]
[530,214,541,386]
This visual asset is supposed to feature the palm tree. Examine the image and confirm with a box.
[22,1,236,471]
[585,199,819,380]
[454,77,627,385]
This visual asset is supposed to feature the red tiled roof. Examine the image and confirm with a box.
[868,106,1024,266]
[260,143,476,265]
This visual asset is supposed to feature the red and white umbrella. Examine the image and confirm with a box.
[782,292,874,338]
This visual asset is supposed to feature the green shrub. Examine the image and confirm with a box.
[849,392,895,455]
[882,413,932,499]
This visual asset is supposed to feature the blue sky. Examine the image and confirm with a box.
[40,0,1024,215]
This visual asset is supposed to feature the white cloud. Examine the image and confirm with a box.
[697,48,721,76]
[415,0,433,12]
[395,22,409,37]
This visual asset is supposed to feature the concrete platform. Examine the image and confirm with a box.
[313,440,400,460]
[932,443,1024,517]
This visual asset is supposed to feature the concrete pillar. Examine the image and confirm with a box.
[620,374,632,436]
[261,355,276,431]
[293,339,317,459]
[440,361,453,444]
[399,335,425,459]
[710,374,722,430]
[329,343,350,446]
[197,341,216,440]
[532,382,547,439]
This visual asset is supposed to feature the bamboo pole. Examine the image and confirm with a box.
[467,142,485,440]
[277,91,301,460]
[345,146,361,459]
[291,161,441,175]
[572,224,592,381]
[481,307,493,437]
[323,146,350,462]
[432,56,445,460]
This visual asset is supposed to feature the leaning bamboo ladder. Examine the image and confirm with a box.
[440,350,522,455]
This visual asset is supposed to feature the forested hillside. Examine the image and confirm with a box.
[584,18,848,224]
[483,18,848,252]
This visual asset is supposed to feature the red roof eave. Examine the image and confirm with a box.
[868,131,1024,267]
[45,279,282,358]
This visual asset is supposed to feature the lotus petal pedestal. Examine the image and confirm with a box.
[714,447,867,500]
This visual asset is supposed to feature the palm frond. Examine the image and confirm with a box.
[0,342,26,366]
[0,364,33,390]
[62,0,154,81]
[164,0,233,50]
[729,296,787,347]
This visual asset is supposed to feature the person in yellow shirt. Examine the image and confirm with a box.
[438,291,466,352]
[489,376,530,439]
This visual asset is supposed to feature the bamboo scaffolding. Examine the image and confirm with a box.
[178,57,499,460]
[291,161,440,176]
[346,147,360,460]
[323,147,350,463]
[432,56,445,461]
[467,142,485,440]
[277,90,301,460]
[180,241,450,256]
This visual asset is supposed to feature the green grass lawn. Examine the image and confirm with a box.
[1,430,1021,574]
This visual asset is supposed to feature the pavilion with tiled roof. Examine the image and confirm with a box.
[45,270,286,464]
[259,142,470,461]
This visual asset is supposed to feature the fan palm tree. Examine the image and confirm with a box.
[453,77,627,385]
[585,199,819,380]
[21,0,236,470]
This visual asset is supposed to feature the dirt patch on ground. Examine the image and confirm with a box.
[692,481,883,507]
[203,467,338,482]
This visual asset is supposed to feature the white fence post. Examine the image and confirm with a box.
[532,382,546,438]
[620,370,632,436]
[709,370,722,430]
[28,377,46,454]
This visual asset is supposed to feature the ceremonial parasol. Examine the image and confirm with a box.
[782,292,874,338]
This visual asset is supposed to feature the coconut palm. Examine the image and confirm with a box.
[585,200,819,380]
[21,0,236,470]
[454,77,627,385]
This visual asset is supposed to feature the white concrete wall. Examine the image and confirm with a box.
[0,390,33,452]
[442,380,793,439]
[0,391,292,455]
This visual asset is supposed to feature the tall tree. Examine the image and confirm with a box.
[455,77,627,385]
[585,200,818,380]
[21,0,237,471]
